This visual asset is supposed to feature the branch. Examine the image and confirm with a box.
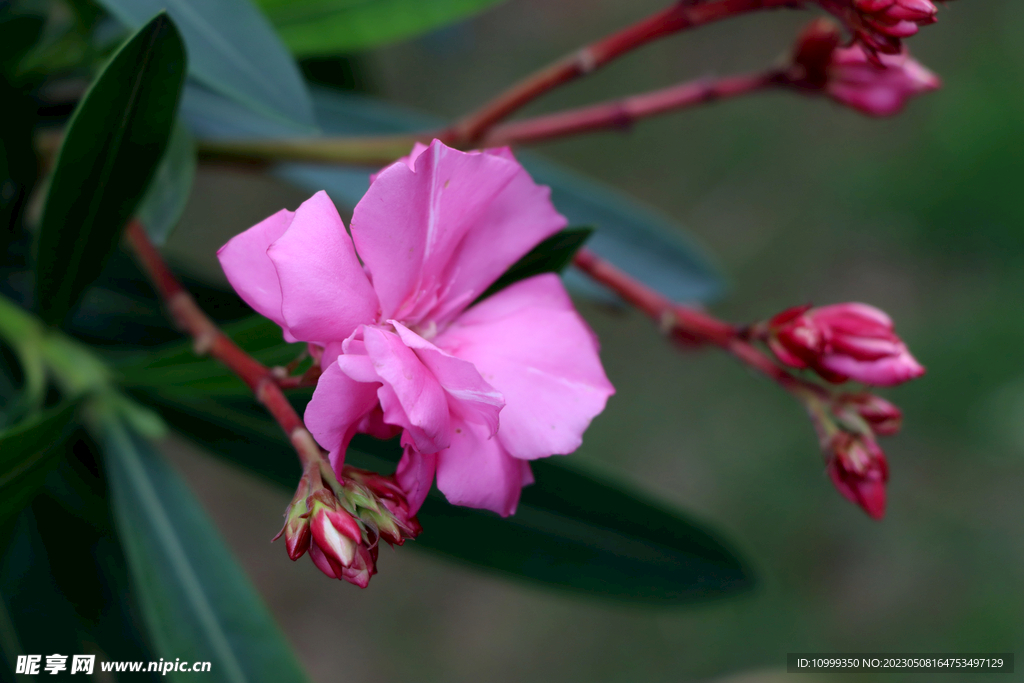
[482,71,780,146]
[450,0,801,144]
[571,248,828,400]
[124,220,323,468]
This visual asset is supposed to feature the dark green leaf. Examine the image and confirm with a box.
[0,13,45,76]
[116,324,753,604]
[97,0,315,128]
[137,120,196,245]
[34,13,186,327]
[477,227,592,303]
[1,441,161,678]
[0,399,81,523]
[255,0,506,56]
[102,418,310,682]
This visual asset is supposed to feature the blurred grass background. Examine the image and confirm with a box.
[162,0,1024,680]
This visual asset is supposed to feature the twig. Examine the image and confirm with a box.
[450,0,801,144]
[124,220,323,468]
[482,71,780,146]
[572,247,828,400]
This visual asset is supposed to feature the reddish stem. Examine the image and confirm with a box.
[450,0,800,144]
[482,71,780,146]
[572,248,827,399]
[124,220,323,468]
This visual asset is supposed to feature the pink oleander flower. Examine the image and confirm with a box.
[219,140,614,518]
[789,19,940,116]
[766,303,925,386]
[826,431,889,519]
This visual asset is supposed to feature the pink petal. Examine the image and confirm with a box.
[267,191,379,343]
[434,419,531,517]
[436,274,614,461]
[351,140,564,326]
[395,448,437,515]
[429,147,568,324]
[362,326,451,453]
[821,349,925,386]
[217,208,293,337]
[390,320,504,436]
[305,360,381,472]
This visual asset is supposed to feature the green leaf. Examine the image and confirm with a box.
[0,400,81,523]
[137,120,196,245]
[256,0,506,56]
[477,227,592,303]
[34,13,186,327]
[96,0,315,128]
[102,417,310,682]
[116,324,754,604]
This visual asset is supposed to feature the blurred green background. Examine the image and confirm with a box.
[161,0,1024,680]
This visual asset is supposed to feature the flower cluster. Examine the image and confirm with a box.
[276,459,420,587]
[819,0,939,57]
[219,140,614,525]
[787,18,940,117]
[759,302,921,519]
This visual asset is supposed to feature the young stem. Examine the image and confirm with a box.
[571,247,828,400]
[124,220,323,469]
[450,0,800,144]
[482,71,780,147]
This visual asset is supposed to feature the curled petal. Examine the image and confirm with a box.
[395,449,437,515]
[267,191,379,342]
[217,209,293,338]
[304,360,380,471]
[363,326,452,453]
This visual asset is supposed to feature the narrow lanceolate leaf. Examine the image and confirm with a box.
[0,400,81,523]
[115,321,754,604]
[137,120,197,246]
[34,13,186,327]
[255,0,507,56]
[103,418,310,683]
[96,0,315,128]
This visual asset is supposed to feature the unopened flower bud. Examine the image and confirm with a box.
[273,474,313,561]
[786,20,939,116]
[818,0,939,57]
[835,393,903,436]
[826,431,889,519]
[340,466,422,547]
[308,489,363,575]
[827,44,940,117]
[765,303,925,386]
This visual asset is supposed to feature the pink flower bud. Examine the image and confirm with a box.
[827,44,940,117]
[818,0,938,57]
[308,492,363,578]
[767,303,925,386]
[853,0,937,39]
[835,393,903,436]
[827,431,889,519]
[787,20,940,116]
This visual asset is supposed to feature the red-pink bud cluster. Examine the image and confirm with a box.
[765,303,925,386]
[788,19,940,117]
[819,0,938,57]
[274,461,421,588]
